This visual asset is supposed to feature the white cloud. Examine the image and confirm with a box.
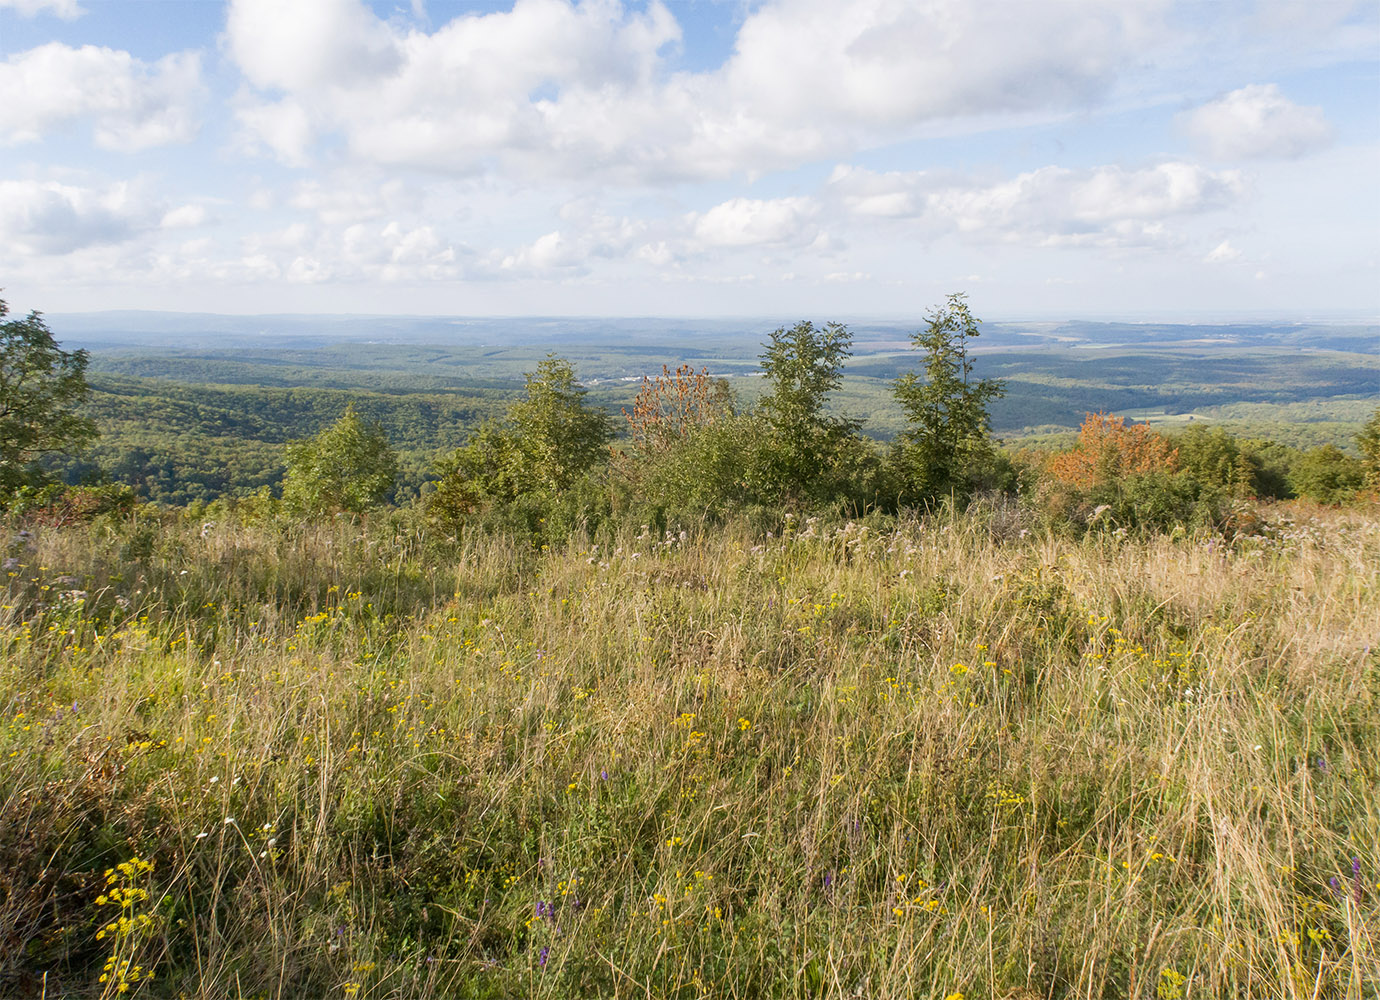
[1179,84,1332,160]
[0,0,83,18]
[289,177,423,226]
[830,162,1246,248]
[1205,240,1243,263]
[498,209,647,273]
[161,204,209,229]
[0,43,202,150]
[0,178,158,254]
[224,0,1165,180]
[720,0,1156,128]
[690,196,819,248]
[233,99,315,166]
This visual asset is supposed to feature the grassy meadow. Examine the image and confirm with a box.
[2,506,1377,998]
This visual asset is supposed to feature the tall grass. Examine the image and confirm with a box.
[2,506,1376,998]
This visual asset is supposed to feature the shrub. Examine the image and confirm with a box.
[428,357,612,538]
[282,405,398,517]
[1357,406,1380,490]
[1039,413,1234,532]
[1289,444,1366,504]
[1047,412,1179,489]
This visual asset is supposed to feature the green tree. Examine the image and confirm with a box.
[282,404,397,516]
[893,293,1005,500]
[751,320,865,503]
[0,298,97,495]
[1358,407,1380,489]
[429,356,612,531]
[508,355,613,493]
[1289,444,1365,504]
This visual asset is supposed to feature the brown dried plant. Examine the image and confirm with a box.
[621,364,732,457]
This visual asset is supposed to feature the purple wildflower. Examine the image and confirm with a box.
[539,946,550,968]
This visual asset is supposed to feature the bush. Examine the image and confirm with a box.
[282,405,398,517]
[1289,444,1365,504]
[1039,413,1232,532]
[428,357,612,539]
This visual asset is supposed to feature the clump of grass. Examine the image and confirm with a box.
[1,506,1376,998]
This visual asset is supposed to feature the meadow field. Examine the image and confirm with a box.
[2,504,1376,998]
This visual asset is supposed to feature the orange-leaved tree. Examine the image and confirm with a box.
[1048,412,1179,489]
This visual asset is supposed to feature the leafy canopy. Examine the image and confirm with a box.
[0,298,97,495]
[752,320,865,503]
[282,404,398,516]
[893,293,1005,499]
[429,356,612,529]
[508,355,613,493]
[1358,406,1380,489]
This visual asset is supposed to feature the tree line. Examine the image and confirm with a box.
[3,293,1377,535]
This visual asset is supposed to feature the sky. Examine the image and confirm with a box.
[1,0,1378,321]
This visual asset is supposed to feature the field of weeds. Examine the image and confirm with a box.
[1,507,1377,998]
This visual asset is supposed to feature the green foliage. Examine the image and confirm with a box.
[57,374,507,505]
[1172,426,1258,499]
[0,299,97,498]
[429,357,612,535]
[508,356,613,494]
[3,481,136,526]
[1236,438,1300,500]
[751,321,879,506]
[893,293,1006,500]
[1289,444,1366,504]
[282,404,398,517]
[1358,407,1380,488]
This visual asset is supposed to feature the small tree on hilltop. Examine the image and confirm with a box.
[429,356,612,531]
[893,293,1005,500]
[282,404,397,517]
[753,320,862,503]
[508,356,613,494]
[1,298,97,497]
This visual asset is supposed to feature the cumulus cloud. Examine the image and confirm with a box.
[0,43,202,150]
[1178,84,1332,160]
[224,0,1163,180]
[689,197,819,248]
[234,218,469,284]
[1204,240,1243,263]
[0,0,83,18]
[160,204,209,229]
[498,209,647,273]
[830,161,1246,247]
[0,179,158,254]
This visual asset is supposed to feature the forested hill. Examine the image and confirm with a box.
[58,375,509,506]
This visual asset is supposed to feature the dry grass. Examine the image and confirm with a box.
[1,506,1376,998]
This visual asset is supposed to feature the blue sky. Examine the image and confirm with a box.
[1,0,1377,320]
